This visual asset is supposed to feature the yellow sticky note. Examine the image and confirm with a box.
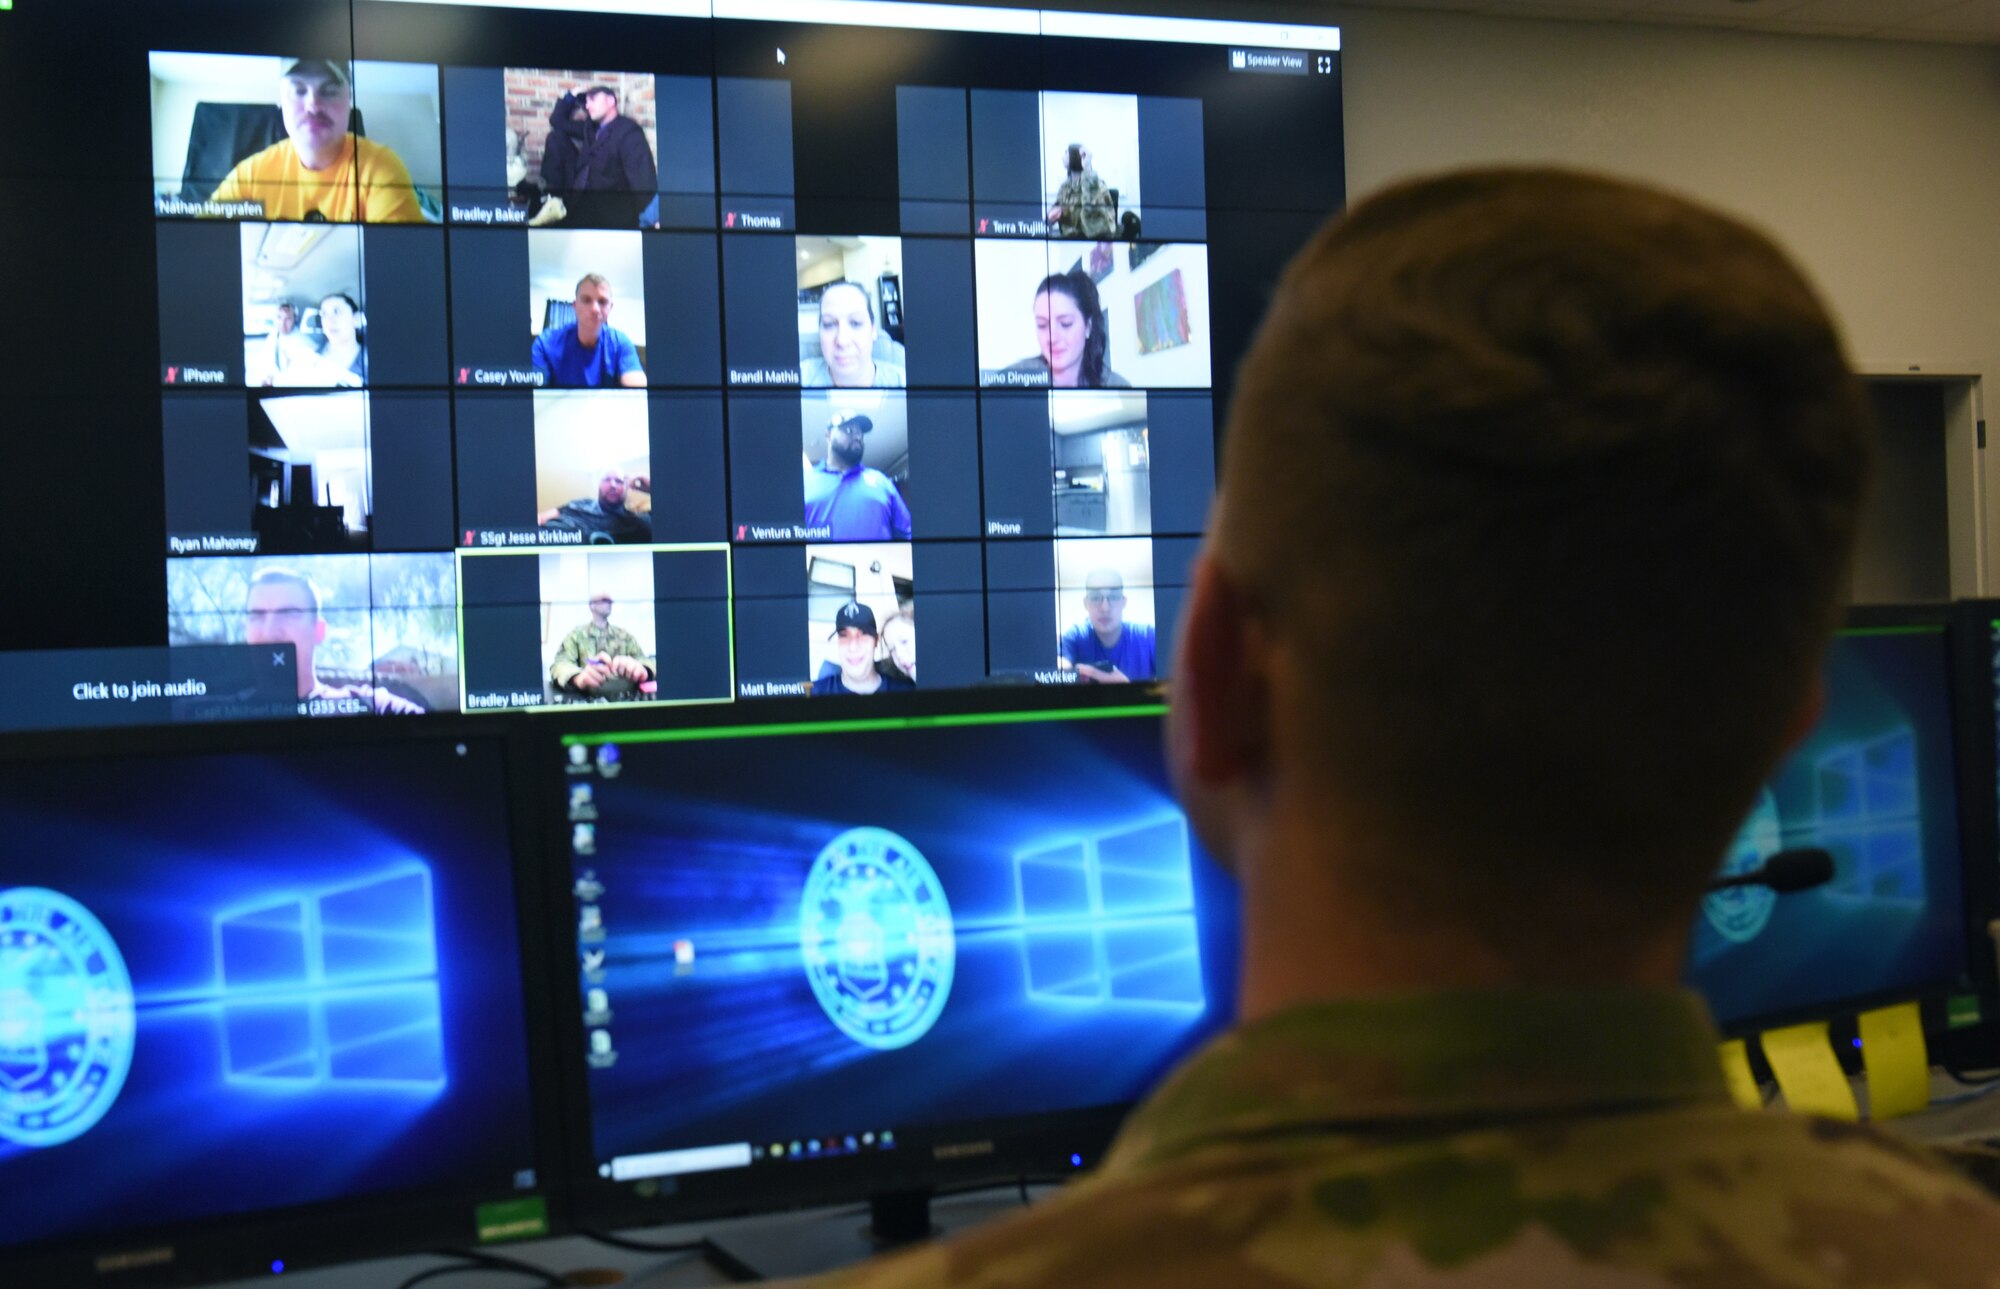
[1858,1001,1930,1120]
[1760,1020,1859,1121]
[1717,1039,1763,1110]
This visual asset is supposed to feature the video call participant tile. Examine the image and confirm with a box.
[731,543,908,698]
[974,239,1213,390]
[980,390,1215,542]
[163,391,453,559]
[457,546,731,712]
[732,542,985,698]
[449,227,720,388]
[806,544,916,698]
[721,234,976,391]
[165,552,458,716]
[149,52,444,224]
[985,536,1195,686]
[442,66,717,230]
[454,390,725,549]
[717,76,797,233]
[728,392,980,545]
[158,221,447,389]
[964,89,1205,242]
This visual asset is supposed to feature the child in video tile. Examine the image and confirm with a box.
[812,602,915,696]
[1057,569,1154,683]
[802,281,906,388]
[804,410,912,541]
[532,274,647,388]
[258,301,318,385]
[1006,271,1129,388]
[209,59,424,224]
[879,611,916,685]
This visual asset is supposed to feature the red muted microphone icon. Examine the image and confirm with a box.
[464,530,475,545]
[725,211,738,228]
[458,368,470,384]
[165,367,179,383]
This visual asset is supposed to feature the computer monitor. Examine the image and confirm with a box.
[552,705,1238,1264]
[1685,610,1996,1043]
[0,728,557,1284]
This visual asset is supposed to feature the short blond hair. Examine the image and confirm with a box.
[1217,167,1871,924]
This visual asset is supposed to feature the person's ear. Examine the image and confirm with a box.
[1168,554,1273,867]
[1781,670,1824,755]
[1170,554,1271,788]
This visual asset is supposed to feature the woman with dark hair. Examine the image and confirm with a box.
[312,292,368,388]
[1008,270,1129,388]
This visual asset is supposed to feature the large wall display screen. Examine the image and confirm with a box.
[0,0,1343,730]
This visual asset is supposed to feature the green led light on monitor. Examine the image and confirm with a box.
[1837,625,1943,638]
[562,703,1169,746]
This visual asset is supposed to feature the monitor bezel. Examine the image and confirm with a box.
[0,717,575,1285]
[543,701,1201,1234]
[1698,602,2000,1058]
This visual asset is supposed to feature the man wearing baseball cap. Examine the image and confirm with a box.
[811,601,914,696]
[210,57,424,223]
[804,409,913,543]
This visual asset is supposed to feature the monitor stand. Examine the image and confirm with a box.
[689,1187,1026,1283]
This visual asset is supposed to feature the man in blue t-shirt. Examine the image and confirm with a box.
[804,410,913,541]
[1058,568,1156,683]
[531,273,648,388]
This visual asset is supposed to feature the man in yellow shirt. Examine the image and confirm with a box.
[210,58,423,224]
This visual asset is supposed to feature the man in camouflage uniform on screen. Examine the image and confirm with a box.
[1049,143,1119,239]
[549,590,654,697]
[807,167,2000,1287]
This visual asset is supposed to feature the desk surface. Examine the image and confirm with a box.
[196,1188,1047,1289]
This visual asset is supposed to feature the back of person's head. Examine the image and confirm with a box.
[1208,166,1871,962]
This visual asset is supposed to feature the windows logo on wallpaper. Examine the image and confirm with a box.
[1016,817,1204,1008]
[215,863,446,1089]
[1704,726,1924,946]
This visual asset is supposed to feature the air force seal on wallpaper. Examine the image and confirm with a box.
[0,888,137,1148]
[800,828,955,1051]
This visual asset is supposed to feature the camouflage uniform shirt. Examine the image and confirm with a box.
[549,621,652,690]
[1053,169,1118,239]
[806,989,2000,1288]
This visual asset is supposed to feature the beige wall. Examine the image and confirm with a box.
[1333,7,2000,575]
